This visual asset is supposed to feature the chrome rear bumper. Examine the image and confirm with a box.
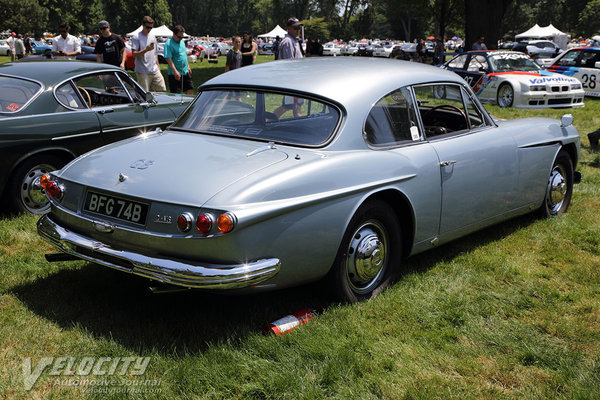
[37,215,280,289]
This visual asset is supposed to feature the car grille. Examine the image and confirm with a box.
[548,98,572,105]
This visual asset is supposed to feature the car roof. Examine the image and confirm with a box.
[0,61,121,83]
[202,57,465,105]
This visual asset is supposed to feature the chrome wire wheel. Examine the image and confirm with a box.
[497,84,514,107]
[19,163,55,214]
[545,164,568,215]
[345,220,389,294]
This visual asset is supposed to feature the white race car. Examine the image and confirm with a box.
[547,46,600,97]
[443,51,585,108]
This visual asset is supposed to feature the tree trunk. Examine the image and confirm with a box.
[465,0,513,50]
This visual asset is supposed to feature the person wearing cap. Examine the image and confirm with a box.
[52,22,81,59]
[278,17,303,59]
[131,16,166,92]
[94,20,125,68]
[164,25,193,95]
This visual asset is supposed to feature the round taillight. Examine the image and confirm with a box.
[177,213,193,232]
[40,174,50,190]
[46,181,62,199]
[217,213,235,233]
[196,213,213,234]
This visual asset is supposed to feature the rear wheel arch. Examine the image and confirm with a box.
[364,189,415,259]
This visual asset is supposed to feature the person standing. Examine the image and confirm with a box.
[472,36,488,51]
[94,20,125,68]
[14,34,25,60]
[131,16,166,92]
[24,33,32,55]
[241,32,257,66]
[272,36,280,60]
[433,38,444,65]
[164,25,193,95]
[52,23,81,59]
[7,32,16,62]
[279,17,303,59]
[225,35,242,72]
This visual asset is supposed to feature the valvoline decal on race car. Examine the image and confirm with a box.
[473,75,494,94]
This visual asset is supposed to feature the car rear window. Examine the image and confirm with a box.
[173,89,341,146]
[0,76,42,113]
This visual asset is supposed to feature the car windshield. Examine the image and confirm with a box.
[488,53,541,72]
[0,76,42,113]
[173,89,340,146]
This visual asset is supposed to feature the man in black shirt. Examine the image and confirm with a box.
[94,20,125,68]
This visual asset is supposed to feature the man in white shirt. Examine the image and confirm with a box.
[131,16,166,92]
[52,22,81,59]
[7,32,16,62]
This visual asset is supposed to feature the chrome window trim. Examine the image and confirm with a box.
[362,85,426,151]
[180,85,345,149]
[114,71,135,103]
[0,73,44,114]
[52,67,133,111]
[54,79,88,111]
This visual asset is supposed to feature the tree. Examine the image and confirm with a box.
[302,17,330,41]
[578,0,600,37]
[464,0,513,50]
[0,0,49,37]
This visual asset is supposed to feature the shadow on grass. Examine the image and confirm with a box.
[10,212,539,355]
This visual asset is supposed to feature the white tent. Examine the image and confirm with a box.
[515,24,570,49]
[257,25,287,39]
[126,25,190,37]
[593,35,600,42]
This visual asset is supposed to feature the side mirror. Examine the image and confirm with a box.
[145,92,156,103]
[560,114,574,128]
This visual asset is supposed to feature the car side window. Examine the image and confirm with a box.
[118,72,146,103]
[461,87,487,129]
[364,87,420,148]
[558,50,579,66]
[448,54,468,69]
[72,72,133,108]
[413,84,470,138]
[579,50,600,68]
[467,55,487,72]
[55,81,86,109]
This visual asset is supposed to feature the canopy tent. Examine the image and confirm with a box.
[257,25,287,39]
[515,24,570,49]
[126,25,190,37]
[593,35,600,42]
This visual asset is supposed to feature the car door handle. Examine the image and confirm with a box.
[440,160,457,167]
[98,108,114,114]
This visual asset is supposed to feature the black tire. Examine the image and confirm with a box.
[9,155,68,214]
[497,83,514,107]
[539,149,573,217]
[329,200,402,303]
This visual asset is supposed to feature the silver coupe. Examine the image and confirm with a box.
[38,58,581,302]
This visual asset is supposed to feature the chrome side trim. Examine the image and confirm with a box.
[51,130,101,141]
[101,121,173,133]
[37,215,280,289]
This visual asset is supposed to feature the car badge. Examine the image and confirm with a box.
[130,159,154,169]
[153,214,172,224]
[118,173,128,182]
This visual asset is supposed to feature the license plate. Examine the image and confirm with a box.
[84,191,148,225]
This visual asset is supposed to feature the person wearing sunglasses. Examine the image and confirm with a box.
[94,20,125,69]
[131,16,166,92]
[51,22,81,59]
[278,17,303,60]
[164,25,193,94]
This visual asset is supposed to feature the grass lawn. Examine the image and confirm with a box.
[1,55,600,399]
